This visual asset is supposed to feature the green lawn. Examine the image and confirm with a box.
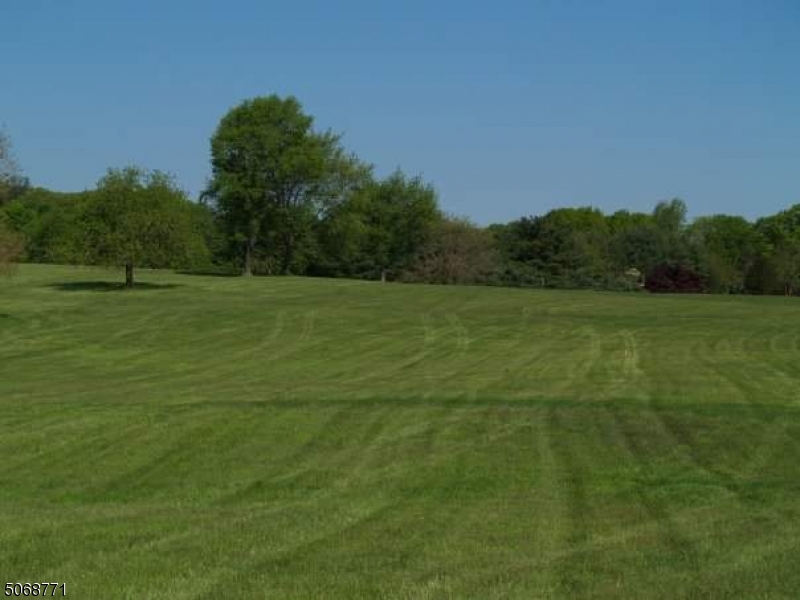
[2,264,800,599]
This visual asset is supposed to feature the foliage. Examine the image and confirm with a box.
[2,188,94,264]
[607,211,661,274]
[0,130,30,206]
[207,95,355,275]
[84,167,207,286]
[746,205,800,295]
[645,262,703,293]
[495,207,613,289]
[0,217,23,275]
[4,98,800,296]
[404,216,499,285]
[316,170,441,280]
[688,214,759,293]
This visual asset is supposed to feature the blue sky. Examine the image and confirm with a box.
[2,0,799,224]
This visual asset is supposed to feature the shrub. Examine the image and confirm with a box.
[645,263,703,293]
[403,217,500,285]
[0,219,23,275]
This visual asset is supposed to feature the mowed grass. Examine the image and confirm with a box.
[2,264,800,599]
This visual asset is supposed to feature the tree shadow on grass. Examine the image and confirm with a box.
[47,281,182,292]
[176,268,240,278]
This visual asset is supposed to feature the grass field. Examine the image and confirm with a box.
[2,264,800,598]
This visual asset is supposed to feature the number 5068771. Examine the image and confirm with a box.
[4,583,66,596]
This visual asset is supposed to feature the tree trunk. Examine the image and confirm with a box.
[125,261,134,289]
[282,233,294,275]
[381,269,387,283]
[244,232,256,276]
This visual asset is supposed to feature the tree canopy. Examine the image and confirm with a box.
[84,167,206,287]
[207,95,355,275]
[2,94,800,296]
[317,171,441,280]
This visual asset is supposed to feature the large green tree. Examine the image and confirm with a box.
[317,171,441,280]
[607,210,661,275]
[207,95,352,275]
[651,198,690,264]
[688,215,758,293]
[495,207,611,288]
[85,167,203,288]
[749,205,800,295]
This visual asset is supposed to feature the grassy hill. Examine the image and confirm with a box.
[2,264,799,598]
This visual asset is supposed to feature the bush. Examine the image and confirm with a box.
[403,217,500,285]
[645,263,703,293]
[2,188,93,264]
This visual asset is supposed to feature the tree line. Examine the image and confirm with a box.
[1,94,799,294]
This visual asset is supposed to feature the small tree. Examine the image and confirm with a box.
[85,167,199,288]
[0,130,30,206]
[405,217,499,285]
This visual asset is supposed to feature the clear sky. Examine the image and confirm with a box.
[2,0,799,224]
